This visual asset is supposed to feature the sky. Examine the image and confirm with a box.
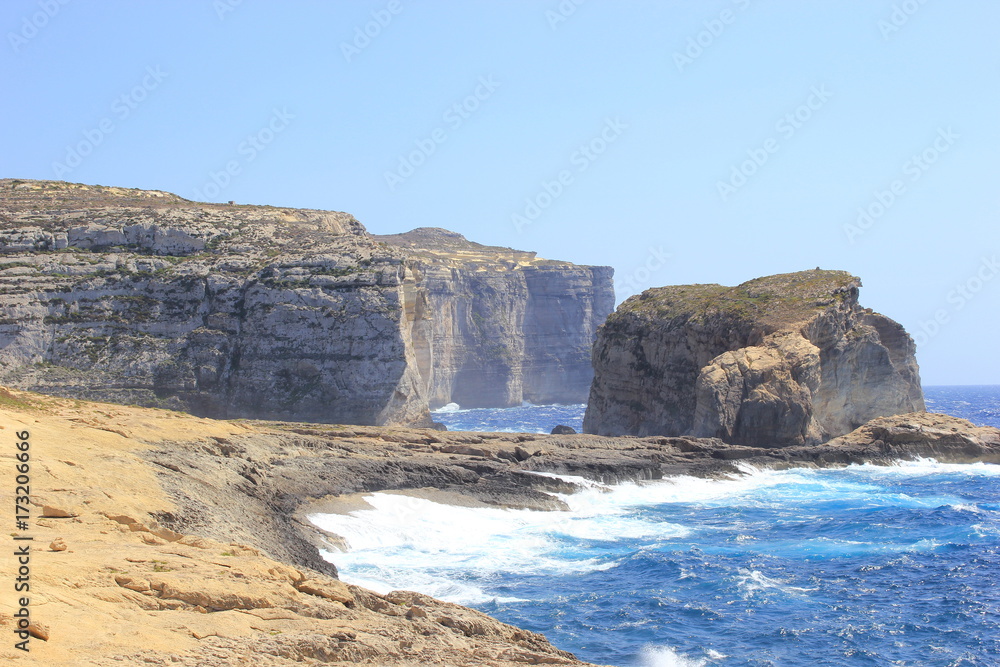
[1,0,997,385]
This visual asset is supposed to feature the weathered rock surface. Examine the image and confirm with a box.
[2,387,997,665]
[0,388,599,666]
[377,227,614,407]
[584,270,925,446]
[0,180,611,425]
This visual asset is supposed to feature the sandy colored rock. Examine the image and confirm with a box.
[48,538,67,551]
[41,506,79,518]
[27,622,49,641]
[0,388,602,666]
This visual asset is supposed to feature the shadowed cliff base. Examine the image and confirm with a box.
[584,269,925,446]
[1,388,997,664]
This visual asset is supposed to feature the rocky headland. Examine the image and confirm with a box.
[2,387,999,665]
[0,179,612,424]
[584,270,925,446]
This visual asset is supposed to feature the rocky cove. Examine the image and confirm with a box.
[2,387,999,666]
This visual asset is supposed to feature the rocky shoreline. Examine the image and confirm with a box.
[2,387,998,665]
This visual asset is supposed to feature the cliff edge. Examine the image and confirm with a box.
[377,227,614,407]
[583,269,925,446]
[0,180,611,424]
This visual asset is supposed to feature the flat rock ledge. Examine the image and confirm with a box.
[1,387,997,666]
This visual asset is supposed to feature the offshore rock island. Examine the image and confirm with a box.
[584,270,925,446]
[0,179,613,424]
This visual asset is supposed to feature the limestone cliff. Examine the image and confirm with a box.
[378,228,615,408]
[583,270,925,446]
[0,180,611,425]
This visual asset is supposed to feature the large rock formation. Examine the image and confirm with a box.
[583,269,925,446]
[0,180,611,425]
[378,228,614,407]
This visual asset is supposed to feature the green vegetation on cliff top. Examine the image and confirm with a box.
[618,269,860,327]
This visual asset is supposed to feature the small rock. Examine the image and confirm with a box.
[177,536,212,549]
[406,605,427,620]
[430,421,448,431]
[42,505,78,518]
[28,622,49,641]
[49,538,67,552]
[294,578,354,604]
[550,425,577,435]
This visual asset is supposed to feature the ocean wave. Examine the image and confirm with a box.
[637,645,715,667]
[735,568,817,599]
[851,457,1000,476]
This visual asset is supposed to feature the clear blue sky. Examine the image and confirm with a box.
[2,1,997,385]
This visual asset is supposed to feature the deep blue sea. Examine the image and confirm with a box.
[312,386,1000,666]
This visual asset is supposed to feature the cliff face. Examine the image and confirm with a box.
[0,180,610,424]
[583,270,925,446]
[378,228,614,408]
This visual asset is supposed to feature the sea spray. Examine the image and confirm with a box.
[313,459,1000,666]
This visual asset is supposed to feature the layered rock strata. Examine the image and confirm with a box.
[0,180,612,424]
[584,270,925,446]
[378,228,614,407]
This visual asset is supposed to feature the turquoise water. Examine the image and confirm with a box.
[315,386,1000,666]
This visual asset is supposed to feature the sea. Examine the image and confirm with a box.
[310,386,1000,667]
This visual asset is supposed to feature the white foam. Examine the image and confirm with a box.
[309,482,693,604]
[523,470,613,491]
[637,645,709,667]
[854,457,1000,476]
[734,568,816,599]
[309,460,998,605]
[433,402,462,413]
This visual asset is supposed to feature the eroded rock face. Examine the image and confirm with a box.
[584,270,926,446]
[378,228,615,408]
[0,180,611,425]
